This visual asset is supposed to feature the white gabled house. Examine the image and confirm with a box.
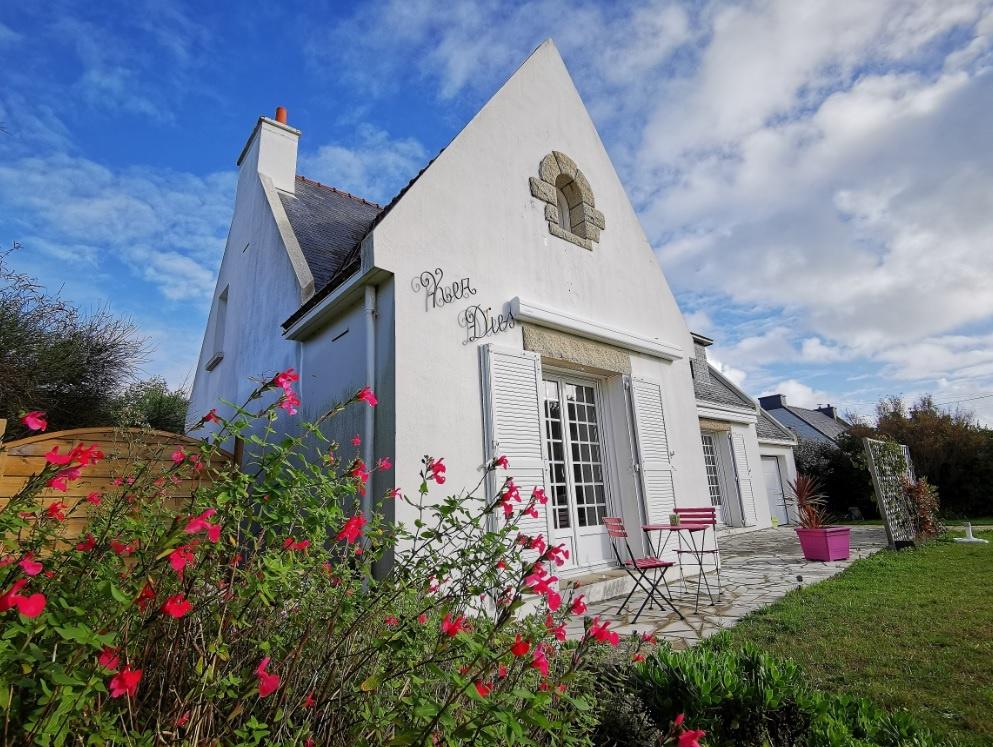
[189,40,797,578]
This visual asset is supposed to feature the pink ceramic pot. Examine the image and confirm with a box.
[795,527,851,561]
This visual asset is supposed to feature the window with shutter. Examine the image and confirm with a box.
[628,378,676,530]
[731,433,757,525]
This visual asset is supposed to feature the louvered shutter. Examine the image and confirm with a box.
[480,345,549,540]
[629,378,677,532]
[731,433,757,525]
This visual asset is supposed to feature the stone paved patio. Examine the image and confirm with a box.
[566,525,888,648]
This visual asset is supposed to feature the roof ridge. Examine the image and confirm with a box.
[295,174,383,209]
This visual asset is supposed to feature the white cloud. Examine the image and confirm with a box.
[760,379,832,410]
[298,125,428,205]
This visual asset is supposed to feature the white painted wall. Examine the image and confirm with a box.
[362,41,711,531]
[188,120,307,442]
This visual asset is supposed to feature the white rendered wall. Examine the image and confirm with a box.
[363,41,711,531]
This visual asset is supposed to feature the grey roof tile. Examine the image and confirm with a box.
[278,176,382,294]
[757,408,796,443]
[694,365,754,409]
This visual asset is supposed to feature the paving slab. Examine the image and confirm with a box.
[575,525,887,648]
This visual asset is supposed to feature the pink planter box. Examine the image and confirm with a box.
[795,527,851,561]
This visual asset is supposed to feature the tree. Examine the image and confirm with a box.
[111,377,190,434]
[0,244,148,438]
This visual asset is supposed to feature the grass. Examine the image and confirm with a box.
[721,531,993,745]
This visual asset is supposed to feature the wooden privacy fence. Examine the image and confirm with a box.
[0,426,234,539]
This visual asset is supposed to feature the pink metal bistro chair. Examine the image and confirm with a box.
[605,517,684,623]
[673,506,722,608]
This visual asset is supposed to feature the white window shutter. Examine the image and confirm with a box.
[480,345,549,539]
[731,433,757,525]
[629,378,676,528]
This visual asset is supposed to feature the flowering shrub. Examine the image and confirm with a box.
[0,373,703,745]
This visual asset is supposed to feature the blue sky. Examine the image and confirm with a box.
[2,1,993,422]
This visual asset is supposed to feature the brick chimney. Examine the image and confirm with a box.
[759,394,787,410]
[236,106,300,194]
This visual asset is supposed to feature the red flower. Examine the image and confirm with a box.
[109,666,142,698]
[587,617,620,646]
[45,501,67,522]
[546,543,570,567]
[426,458,446,484]
[273,368,299,389]
[570,595,587,615]
[76,534,97,552]
[417,613,428,625]
[642,632,657,644]
[678,729,707,747]
[336,513,366,544]
[98,646,120,672]
[44,446,73,466]
[632,653,646,663]
[19,554,43,577]
[351,434,361,447]
[494,454,509,469]
[279,390,300,415]
[303,691,316,708]
[510,634,531,657]
[85,491,102,505]
[545,614,566,642]
[169,545,196,579]
[440,613,465,637]
[350,461,370,496]
[204,408,220,423]
[532,487,548,504]
[376,456,392,470]
[110,539,137,556]
[47,468,79,492]
[162,594,193,618]
[0,579,28,611]
[388,487,402,500]
[497,664,508,679]
[20,411,47,432]
[531,646,549,677]
[282,537,311,551]
[171,448,186,464]
[255,657,281,697]
[474,680,492,697]
[356,386,378,407]
[674,714,685,727]
[135,582,156,612]
[384,615,399,627]
[177,711,191,727]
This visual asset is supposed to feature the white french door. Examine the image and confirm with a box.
[541,375,612,570]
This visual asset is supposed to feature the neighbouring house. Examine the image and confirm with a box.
[189,40,796,580]
[758,394,850,445]
[691,335,799,527]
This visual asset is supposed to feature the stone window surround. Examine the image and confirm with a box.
[529,151,605,251]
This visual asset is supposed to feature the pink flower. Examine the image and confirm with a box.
[524,504,539,519]
[532,487,548,505]
[85,491,102,505]
[473,680,492,697]
[279,390,300,415]
[351,434,361,447]
[546,543,570,567]
[494,454,509,469]
[674,714,685,727]
[169,545,196,579]
[337,513,366,544]
[678,729,707,747]
[162,594,193,618]
[384,615,399,627]
[184,509,221,543]
[426,458,446,485]
[417,613,428,625]
[642,632,657,644]
[47,468,79,492]
[98,646,120,672]
[440,613,465,637]
[13,591,45,618]
[171,448,186,464]
[44,447,73,466]
[356,386,378,407]
[387,487,402,500]
[0,579,28,611]
[498,664,509,679]
[109,666,142,698]
[20,411,47,432]
[510,634,531,657]
[255,657,281,697]
[282,537,311,551]
[531,646,549,677]
[76,534,97,552]
[376,456,392,470]
[19,554,43,577]
[570,595,587,615]
[273,369,299,390]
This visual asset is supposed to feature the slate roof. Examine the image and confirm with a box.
[693,365,754,409]
[761,404,849,444]
[756,408,797,443]
[278,176,382,297]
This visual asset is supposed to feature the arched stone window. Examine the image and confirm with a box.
[529,151,605,251]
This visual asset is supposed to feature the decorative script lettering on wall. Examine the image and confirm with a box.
[411,268,477,312]
[459,304,516,345]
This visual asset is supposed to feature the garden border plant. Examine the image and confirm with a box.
[0,371,705,746]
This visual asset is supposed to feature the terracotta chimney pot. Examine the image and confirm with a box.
[275,106,287,124]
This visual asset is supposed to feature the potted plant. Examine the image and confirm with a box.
[791,474,851,561]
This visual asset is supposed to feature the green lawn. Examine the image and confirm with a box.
[721,532,993,745]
